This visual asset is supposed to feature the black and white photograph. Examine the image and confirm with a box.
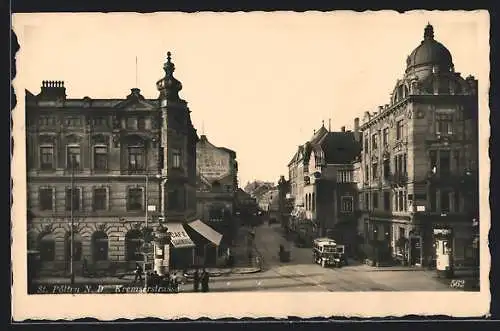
[11,10,490,319]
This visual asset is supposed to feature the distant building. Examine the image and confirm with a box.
[26,52,200,274]
[357,24,479,268]
[195,135,238,249]
[287,122,361,246]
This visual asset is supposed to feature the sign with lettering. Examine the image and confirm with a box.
[196,146,231,180]
[433,228,452,235]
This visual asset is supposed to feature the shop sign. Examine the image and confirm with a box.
[433,228,452,235]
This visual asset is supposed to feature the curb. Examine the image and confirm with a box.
[231,267,262,274]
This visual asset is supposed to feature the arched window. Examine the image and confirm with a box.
[125,230,143,261]
[38,233,56,262]
[92,231,108,261]
[312,192,316,212]
[65,232,83,262]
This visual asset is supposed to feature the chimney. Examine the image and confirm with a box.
[341,126,346,132]
[378,106,384,112]
[328,119,331,132]
[354,117,360,132]
[39,80,67,100]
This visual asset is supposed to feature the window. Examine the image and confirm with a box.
[128,147,144,171]
[440,150,451,176]
[127,188,143,211]
[364,165,369,182]
[137,117,146,130]
[93,188,107,211]
[396,120,404,140]
[441,190,450,213]
[126,118,136,129]
[429,188,437,212]
[93,146,108,170]
[371,134,378,150]
[454,190,460,212]
[312,192,316,212]
[65,233,82,262]
[372,163,378,180]
[64,117,82,127]
[383,191,391,211]
[92,231,108,261]
[364,137,369,153]
[365,192,370,210]
[337,170,352,183]
[93,116,108,127]
[340,196,353,213]
[67,146,81,169]
[40,146,54,170]
[38,116,56,126]
[125,230,143,261]
[372,192,379,209]
[172,149,181,168]
[39,188,53,211]
[382,128,389,147]
[383,159,391,179]
[65,188,81,211]
[436,113,453,135]
[403,154,407,175]
[38,233,55,262]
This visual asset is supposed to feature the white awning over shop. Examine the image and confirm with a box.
[187,220,223,246]
[166,223,196,248]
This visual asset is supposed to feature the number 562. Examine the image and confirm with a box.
[450,279,465,288]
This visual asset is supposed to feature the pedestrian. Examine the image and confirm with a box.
[201,268,210,292]
[152,271,160,287]
[133,263,143,284]
[193,269,200,292]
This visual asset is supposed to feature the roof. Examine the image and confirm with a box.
[406,24,453,71]
[187,220,223,246]
[320,131,361,164]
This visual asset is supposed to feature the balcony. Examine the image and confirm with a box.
[388,172,408,188]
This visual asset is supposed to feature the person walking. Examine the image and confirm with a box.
[133,262,143,284]
[201,269,210,292]
[193,269,200,292]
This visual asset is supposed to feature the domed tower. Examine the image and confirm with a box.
[156,52,199,223]
[405,23,454,80]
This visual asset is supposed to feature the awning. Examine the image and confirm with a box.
[187,219,223,246]
[166,223,195,248]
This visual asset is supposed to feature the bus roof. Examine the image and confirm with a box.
[313,238,337,245]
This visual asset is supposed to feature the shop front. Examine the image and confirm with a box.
[166,223,196,270]
[186,219,223,267]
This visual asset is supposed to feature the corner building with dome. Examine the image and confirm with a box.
[356,24,479,269]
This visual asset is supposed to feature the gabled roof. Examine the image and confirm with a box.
[320,131,361,164]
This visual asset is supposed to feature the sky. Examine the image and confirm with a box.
[12,11,488,187]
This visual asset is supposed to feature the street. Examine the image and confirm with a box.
[190,224,457,292]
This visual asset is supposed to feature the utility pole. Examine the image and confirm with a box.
[70,154,76,285]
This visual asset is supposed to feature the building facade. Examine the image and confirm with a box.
[286,123,361,247]
[195,134,238,247]
[358,24,479,268]
[26,52,200,274]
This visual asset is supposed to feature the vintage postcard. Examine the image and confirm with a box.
[11,10,491,320]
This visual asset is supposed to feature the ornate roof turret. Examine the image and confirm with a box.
[156,51,183,101]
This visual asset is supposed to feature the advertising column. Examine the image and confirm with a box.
[153,225,171,276]
[433,227,454,278]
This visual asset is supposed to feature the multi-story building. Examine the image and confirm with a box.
[287,122,361,247]
[195,134,238,248]
[26,52,200,274]
[358,24,479,268]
